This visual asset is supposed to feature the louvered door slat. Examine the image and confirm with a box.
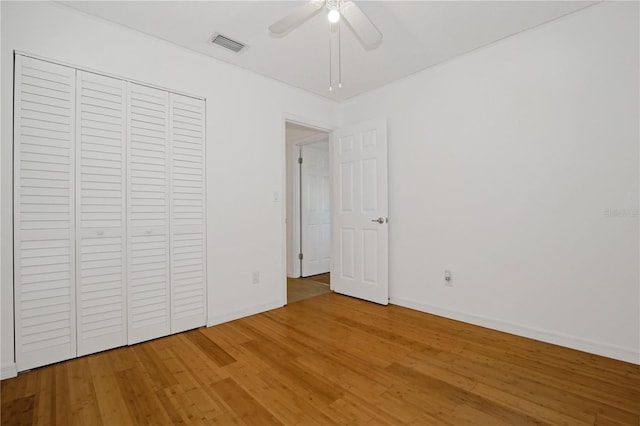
[14,56,77,371]
[76,71,127,356]
[170,94,206,333]
[127,83,170,344]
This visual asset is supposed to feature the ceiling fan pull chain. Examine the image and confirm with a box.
[338,21,342,89]
[329,21,333,91]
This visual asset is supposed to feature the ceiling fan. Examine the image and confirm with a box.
[268,0,383,48]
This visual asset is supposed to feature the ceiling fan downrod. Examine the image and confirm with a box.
[328,20,343,92]
[329,22,333,91]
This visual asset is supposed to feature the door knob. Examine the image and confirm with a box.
[371,217,385,224]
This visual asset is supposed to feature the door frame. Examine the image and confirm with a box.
[281,114,333,305]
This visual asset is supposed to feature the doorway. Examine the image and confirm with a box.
[282,117,389,306]
[285,121,331,303]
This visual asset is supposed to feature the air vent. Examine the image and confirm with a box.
[210,33,247,53]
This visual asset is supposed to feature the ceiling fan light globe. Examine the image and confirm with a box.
[328,9,340,23]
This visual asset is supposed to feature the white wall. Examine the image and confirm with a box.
[0,1,336,377]
[340,1,639,363]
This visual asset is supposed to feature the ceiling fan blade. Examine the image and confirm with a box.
[340,1,382,48]
[268,0,325,35]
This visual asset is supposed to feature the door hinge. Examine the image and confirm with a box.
[298,253,303,260]
[298,157,303,164]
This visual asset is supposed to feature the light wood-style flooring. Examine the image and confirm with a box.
[306,273,330,286]
[2,293,639,425]
[287,273,331,304]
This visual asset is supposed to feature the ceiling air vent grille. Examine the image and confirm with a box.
[210,33,246,53]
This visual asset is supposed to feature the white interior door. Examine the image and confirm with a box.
[169,93,207,333]
[76,70,127,356]
[300,141,330,277]
[14,56,77,371]
[331,119,388,305]
[126,83,171,344]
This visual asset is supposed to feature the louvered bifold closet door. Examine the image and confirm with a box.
[127,83,171,344]
[170,94,206,333]
[76,71,127,356]
[14,56,77,371]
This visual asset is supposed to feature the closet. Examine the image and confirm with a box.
[13,54,206,371]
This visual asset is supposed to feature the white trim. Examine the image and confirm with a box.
[284,115,333,134]
[1,363,17,380]
[390,296,640,365]
[290,143,302,278]
[291,133,329,146]
[207,299,283,327]
[202,98,208,330]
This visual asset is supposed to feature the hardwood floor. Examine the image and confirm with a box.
[305,273,330,286]
[287,273,331,304]
[2,293,639,425]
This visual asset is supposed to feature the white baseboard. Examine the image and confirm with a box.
[207,299,284,327]
[1,363,17,380]
[390,296,640,365]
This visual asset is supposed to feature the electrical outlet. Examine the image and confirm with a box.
[444,270,452,287]
[252,271,260,285]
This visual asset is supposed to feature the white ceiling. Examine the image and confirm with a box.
[60,1,596,102]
